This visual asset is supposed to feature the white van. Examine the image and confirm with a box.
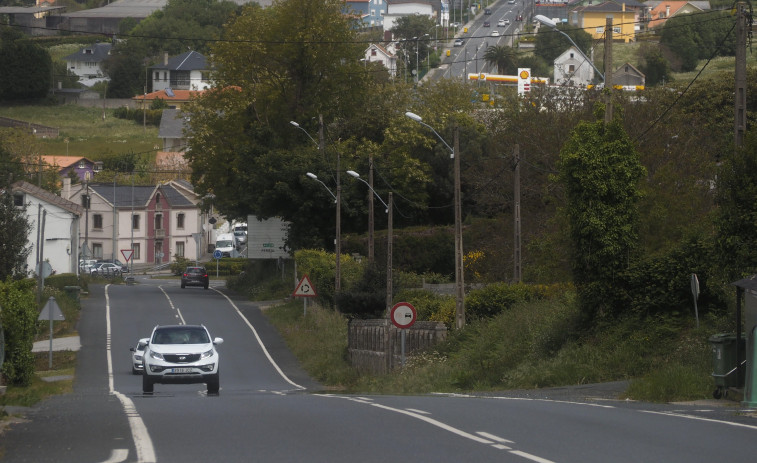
[215,233,239,258]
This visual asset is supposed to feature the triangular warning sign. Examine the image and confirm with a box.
[293,275,317,298]
[38,297,65,321]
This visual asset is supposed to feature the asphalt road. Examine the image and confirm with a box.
[3,278,757,462]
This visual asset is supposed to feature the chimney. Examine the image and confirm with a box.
[164,52,169,65]
[62,177,71,200]
[622,3,625,11]
[666,5,670,17]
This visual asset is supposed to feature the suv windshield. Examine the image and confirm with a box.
[152,327,210,344]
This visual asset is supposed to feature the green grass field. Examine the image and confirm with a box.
[0,105,159,160]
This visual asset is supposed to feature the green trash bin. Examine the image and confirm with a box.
[63,286,81,302]
[709,333,744,399]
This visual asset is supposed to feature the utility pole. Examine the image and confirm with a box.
[604,16,613,124]
[368,155,375,262]
[453,126,465,329]
[512,145,521,283]
[735,2,747,150]
[386,192,393,316]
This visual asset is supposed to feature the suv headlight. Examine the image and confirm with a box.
[149,351,165,361]
[200,349,214,359]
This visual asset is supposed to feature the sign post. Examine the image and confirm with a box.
[293,275,317,316]
[691,273,700,329]
[38,297,65,368]
[390,302,417,367]
[213,249,222,277]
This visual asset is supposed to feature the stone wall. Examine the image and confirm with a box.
[348,319,447,374]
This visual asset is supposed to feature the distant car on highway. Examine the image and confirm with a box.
[483,21,490,27]
[498,19,506,27]
[454,38,464,46]
[491,30,500,37]
[181,266,209,290]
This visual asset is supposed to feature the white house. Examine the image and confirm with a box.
[63,42,112,80]
[11,181,83,276]
[553,46,596,87]
[364,43,397,77]
[151,51,212,92]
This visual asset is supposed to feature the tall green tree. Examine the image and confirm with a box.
[660,11,736,72]
[0,151,32,280]
[558,109,645,321]
[391,15,436,78]
[0,26,52,101]
[714,133,757,280]
[534,23,592,65]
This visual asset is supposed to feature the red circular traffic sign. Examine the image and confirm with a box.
[390,302,417,329]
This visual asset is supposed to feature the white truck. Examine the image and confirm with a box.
[215,233,241,258]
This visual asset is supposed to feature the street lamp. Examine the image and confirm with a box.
[347,170,393,317]
[404,111,465,329]
[414,34,430,84]
[294,118,342,301]
[533,15,604,82]
[306,173,337,202]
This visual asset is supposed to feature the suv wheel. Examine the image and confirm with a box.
[206,373,220,395]
[181,282,186,288]
[142,374,154,393]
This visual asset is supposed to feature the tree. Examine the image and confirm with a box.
[558,109,645,320]
[0,153,32,280]
[0,26,52,101]
[637,44,671,87]
[391,15,436,78]
[714,133,757,280]
[534,23,592,65]
[660,11,736,72]
[483,45,518,75]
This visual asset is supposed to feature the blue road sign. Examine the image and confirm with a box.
[213,249,222,259]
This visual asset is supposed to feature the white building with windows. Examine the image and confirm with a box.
[553,46,596,87]
[11,181,83,276]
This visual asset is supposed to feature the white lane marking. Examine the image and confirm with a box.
[158,286,185,324]
[477,431,515,444]
[211,288,305,390]
[105,285,157,463]
[493,444,512,450]
[406,408,431,415]
[640,410,757,430]
[510,450,557,463]
[323,395,494,444]
[98,449,128,463]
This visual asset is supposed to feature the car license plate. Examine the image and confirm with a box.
[171,368,193,373]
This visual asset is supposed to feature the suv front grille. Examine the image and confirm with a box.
[164,353,201,363]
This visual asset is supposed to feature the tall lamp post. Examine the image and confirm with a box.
[405,111,465,329]
[347,170,393,316]
[293,119,342,300]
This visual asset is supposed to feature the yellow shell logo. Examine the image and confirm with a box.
[519,70,530,79]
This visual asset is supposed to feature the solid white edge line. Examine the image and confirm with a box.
[106,285,157,463]
[640,410,757,430]
[211,288,305,390]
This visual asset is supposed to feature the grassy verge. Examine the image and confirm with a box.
[0,351,76,408]
[263,294,726,402]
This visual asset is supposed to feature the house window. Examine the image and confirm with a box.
[176,242,185,257]
[613,26,621,34]
[201,71,210,81]
[568,64,575,73]
[596,26,604,34]
[133,214,140,230]
[371,49,377,56]
[78,161,86,168]
[13,194,24,207]
[93,214,103,229]
[163,71,167,81]
[156,193,161,204]
[132,243,141,260]
[155,213,163,230]
[93,243,103,259]
[177,213,185,229]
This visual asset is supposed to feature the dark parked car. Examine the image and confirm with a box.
[181,266,209,289]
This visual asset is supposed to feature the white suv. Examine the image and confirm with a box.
[142,325,223,394]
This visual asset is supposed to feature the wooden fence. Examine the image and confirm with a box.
[348,319,447,374]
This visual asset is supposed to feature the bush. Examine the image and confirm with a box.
[44,273,87,293]
[113,106,162,126]
[465,282,549,320]
[170,255,191,276]
[294,249,362,309]
[394,288,455,328]
[1,279,38,386]
[226,258,295,300]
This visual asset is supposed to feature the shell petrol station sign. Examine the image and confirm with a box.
[518,68,531,95]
